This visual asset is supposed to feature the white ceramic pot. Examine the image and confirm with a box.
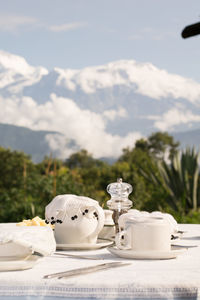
[45,194,105,245]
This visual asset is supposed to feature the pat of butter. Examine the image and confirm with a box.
[17,216,53,228]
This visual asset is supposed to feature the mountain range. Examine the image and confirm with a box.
[0,50,200,161]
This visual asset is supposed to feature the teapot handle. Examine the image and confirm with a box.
[87,205,105,240]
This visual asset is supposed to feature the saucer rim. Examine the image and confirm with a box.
[56,239,113,250]
[107,245,186,260]
[0,255,41,271]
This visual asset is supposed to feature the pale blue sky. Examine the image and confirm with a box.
[0,0,200,80]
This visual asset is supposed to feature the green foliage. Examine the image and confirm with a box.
[65,149,104,169]
[0,132,199,224]
[147,131,180,160]
[173,210,200,224]
[157,147,200,213]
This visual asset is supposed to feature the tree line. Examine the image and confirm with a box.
[0,131,200,223]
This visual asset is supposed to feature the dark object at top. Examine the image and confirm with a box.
[182,22,200,38]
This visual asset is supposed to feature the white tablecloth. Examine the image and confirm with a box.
[0,224,200,300]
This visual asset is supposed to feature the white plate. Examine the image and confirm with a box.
[107,245,186,260]
[0,255,41,271]
[56,239,113,250]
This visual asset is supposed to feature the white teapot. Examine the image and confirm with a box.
[45,194,105,245]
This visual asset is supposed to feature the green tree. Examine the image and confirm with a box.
[148,132,179,160]
[0,147,38,221]
[65,149,104,169]
[135,132,180,160]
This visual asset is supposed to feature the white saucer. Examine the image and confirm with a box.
[0,255,41,271]
[56,239,113,250]
[107,245,186,260]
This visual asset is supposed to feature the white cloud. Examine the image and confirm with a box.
[0,51,48,92]
[0,14,37,32]
[54,60,200,104]
[0,94,141,158]
[0,14,86,34]
[45,133,78,159]
[48,22,87,32]
[125,62,200,103]
[149,108,200,131]
[103,107,127,121]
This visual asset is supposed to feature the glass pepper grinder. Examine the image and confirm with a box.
[106,178,133,233]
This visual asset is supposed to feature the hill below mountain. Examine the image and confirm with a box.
[1,123,200,163]
[0,124,62,162]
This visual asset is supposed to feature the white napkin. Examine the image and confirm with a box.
[0,224,56,258]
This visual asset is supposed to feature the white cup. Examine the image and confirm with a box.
[118,210,178,235]
[115,216,171,252]
[45,194,105,245]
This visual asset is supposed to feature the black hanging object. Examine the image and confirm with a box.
[182,22,200,39]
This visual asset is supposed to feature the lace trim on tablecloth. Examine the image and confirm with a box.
[0,284,199,299]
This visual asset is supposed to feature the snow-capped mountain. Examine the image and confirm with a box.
[0,50,200,160]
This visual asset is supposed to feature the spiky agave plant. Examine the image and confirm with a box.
[139,147,200,213]
[157,147,200,213]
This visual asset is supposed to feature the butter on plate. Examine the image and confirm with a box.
[17,216,54,228]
